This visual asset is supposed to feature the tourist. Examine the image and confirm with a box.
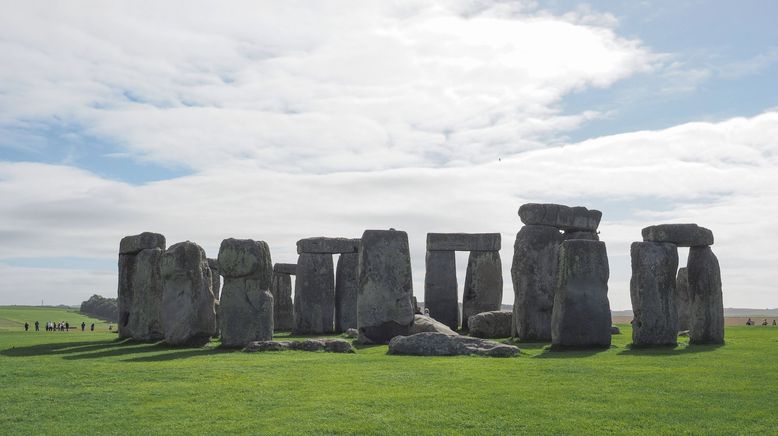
[773,320,776,326]
[108,324,112,331]
[762,319,768,326]
[24,322,29,331]
[81,322,86,332]
[90,323,95,331]
[746,318,753,326]
[34,321,39,331]
[65,322,70,332]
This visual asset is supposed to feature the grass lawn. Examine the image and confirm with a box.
[0,306,112,332]
[1,306,777,434]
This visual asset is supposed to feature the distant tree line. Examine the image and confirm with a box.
[79,294,118,322]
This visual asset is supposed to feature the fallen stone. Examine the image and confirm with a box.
[345,328,359,338]
[610,326,621,335]
[468,311,512,338]
[118,247,164,341]
[676,267,691,331]
[551,240,612,349]
[335,252,359,332]
[518,204,602,231]
[160,241,216,346]
[270,272,294,331]
[217,238,273,281]
[630,242,679,346]
[294,252,335,334]
[426,233,501,252]
[357,229,415,344]
[273,263,297,275]
[687,246,724,345]
[244,338,355,353]
[296,237,360,254]
[387,332,519,357]
[408,315,458,336]
[641,224,714,247]
[423,250,459,330]
[119,232,166,255]
[511,224,563,341]
[462,251,503,330]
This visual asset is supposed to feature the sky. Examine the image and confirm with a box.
[1,0,777,309]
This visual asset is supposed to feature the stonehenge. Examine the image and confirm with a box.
[357,229,415,344]
[271,263,295,331]
[118,232,166,341]
[467,310,513,339]
[207,258,220,300]
[160,241,217,346]
[335,253,359,332]
[630,242,679,346]
[423,232,502,330]
[388,332,520,357]
[687,246,724,345]
[217,239,274,347]
[676,268,691,331]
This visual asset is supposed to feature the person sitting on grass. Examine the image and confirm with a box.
[773,320,777,326]
[762,319,768,326]
[746,318,753,326]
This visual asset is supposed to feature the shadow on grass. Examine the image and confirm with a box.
[0,339,132,357]
[122,347,233,363]
[534,347,612,359]
[618,343,724,356]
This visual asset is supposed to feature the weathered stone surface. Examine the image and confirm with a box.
[270,272,294,331]
[345,328,359,338]
[273,263,297,275]
[511,225,563,341]
[245,338,354,353]
[611,326,621,335]
[119,232,166,255]
[551,240,612,349]
[408,315,458,336]
[462,251,503,330]
[357,229,414,344]
[217,238,273,282]
[468,310,512,338]
[117,248,164,341]
[641,224,714,247]
[630,242,679,346]
[160,241,216,346]
[296,237,360,254]
[687,246,724,345]
[563,231,599,241]
[207,258,221,300]
[335,252,359,332]
[423,250,459,330]
[676,267,691,331]
[294,253,335,334]
[426,233,501,252]
[388,332,519,357]
[518,204,602,231]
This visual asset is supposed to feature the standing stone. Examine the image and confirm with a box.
[335,252,359,332]
[424,250,459,330]
[207,258,221,300]
[357,229,414,344]
[294,253,335,334]
[462,251,503,330]
[117,232,166,341]
[630,242,679,346]
[511,225,563,341]
[217,239,274,347]
[270,272,294,331]
[160,241,216,346]
[551,240,611,349]
[687,246,724,345]
[676,267,691,331]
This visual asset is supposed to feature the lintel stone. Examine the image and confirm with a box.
[426,233,501,252]
[296,237,360,254]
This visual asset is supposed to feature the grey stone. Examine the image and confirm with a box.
[423,250,459,330]
[462,251,503,330]
[468,311,512,338]
[511,225,563,341]
[217,238,273,282]
[345,328,359,338]
[551,240,612,349]
[408,315,458,336]
[426,233,501,252]
[563,231,599,241]
[641,224,714,247]
[630,242,679,346]
[357,229,415,344]
[117,248,164,341]
[160,241,216,346]
[296,237,360,254]
[335,252,359,332]
[518,204,602,231]
[244,338,355,353]
[270,272,294,331]
[207,258,221,300]
[687,246,724,345]
[676,267,691,331]
[293,253,335,334]
[273,263,297,275]
[119,232,166,255]
[387,332,520,357]
[611,326,621,335]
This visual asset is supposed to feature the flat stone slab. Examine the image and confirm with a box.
[244,338,354,353]
[388,332,520,357]
[119,232,166,255]
[426,233,501,252]
[296,237,360,254]
[642,224,714,247]
[518,204,602,231]
[408,315,458,336]
[273,263,297,275]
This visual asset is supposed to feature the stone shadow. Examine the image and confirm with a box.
[534,346,612,358]
[619,343,724,356]
[0,339,131,357]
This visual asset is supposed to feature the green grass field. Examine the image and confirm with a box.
[1,306,777,434]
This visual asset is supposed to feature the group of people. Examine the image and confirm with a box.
[23,321,96,332]
[745,318,777,326]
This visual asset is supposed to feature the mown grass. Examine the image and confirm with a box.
[0,306,111,331]
[0,306,777,434]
